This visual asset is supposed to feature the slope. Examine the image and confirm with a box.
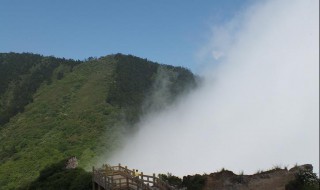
[0,53,196,189]
[0,53,81,126]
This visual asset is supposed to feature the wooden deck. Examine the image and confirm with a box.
[92,164,175,190]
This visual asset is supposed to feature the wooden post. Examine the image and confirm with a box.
[105,177,108,190]
[153,173,156,186]
[92,166,95,190]
[126,177,129,188]
[104,176,107,190]
[111,175,114,189]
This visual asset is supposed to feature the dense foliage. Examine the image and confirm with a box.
[286,170,320,190]
[182,174,207,190]
[158,173,206,190]
[159,173,183,188]
[19,159,91,190]
[107,53,196,124]
[0,53,196,189]
[0,53,80,125]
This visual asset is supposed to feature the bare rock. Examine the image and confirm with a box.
[289,164,313,173]
[203,164,315,190]
[65,156,78,169]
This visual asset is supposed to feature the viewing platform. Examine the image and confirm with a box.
[92,163,176,190]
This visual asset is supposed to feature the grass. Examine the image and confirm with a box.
[255,169,264,174]
[0,58,122,189]
[0,54,196,189]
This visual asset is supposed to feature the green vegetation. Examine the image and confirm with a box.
[182,174,207,190]
[159,173,183,188]
[0,52,196,189]
[18,158,91,190]
[285,170,320,190]
[107,54,196,124]
[0,53,81,125]
[158,173,206,190]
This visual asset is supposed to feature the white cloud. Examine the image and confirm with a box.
[212,50,224,60]
[106,0,319,176]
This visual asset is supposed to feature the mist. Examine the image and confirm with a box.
[106,0,319,176]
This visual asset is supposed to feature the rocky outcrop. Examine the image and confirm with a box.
[203,164,315,190]
[65,156,78,169]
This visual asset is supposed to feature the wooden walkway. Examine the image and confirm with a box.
[92,164,175,190]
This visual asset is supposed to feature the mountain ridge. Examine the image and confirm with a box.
[0,52,196,189]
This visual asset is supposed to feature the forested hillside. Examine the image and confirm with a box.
[0,53,196,189]
[0,53,81,126]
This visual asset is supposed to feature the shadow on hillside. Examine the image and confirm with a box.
[18,158,91,190]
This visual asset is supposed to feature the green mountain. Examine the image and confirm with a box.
[0,52,196,189]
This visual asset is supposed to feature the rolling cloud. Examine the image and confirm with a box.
[106,0,319,176]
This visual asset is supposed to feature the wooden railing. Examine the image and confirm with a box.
[92,163,175,190]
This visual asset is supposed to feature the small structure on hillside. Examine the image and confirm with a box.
[65,156,78,169]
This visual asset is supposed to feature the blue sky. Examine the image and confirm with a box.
[0,0,249,72]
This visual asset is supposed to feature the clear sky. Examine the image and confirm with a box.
[0,0,249,72]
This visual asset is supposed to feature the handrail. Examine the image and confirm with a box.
[93,163,175,190]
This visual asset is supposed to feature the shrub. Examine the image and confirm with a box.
[286,170,319,190]
[19,159,92,190]
[182,174,206,190]
[158,173,182,188]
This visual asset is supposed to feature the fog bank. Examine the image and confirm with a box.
[107,0,319,176]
